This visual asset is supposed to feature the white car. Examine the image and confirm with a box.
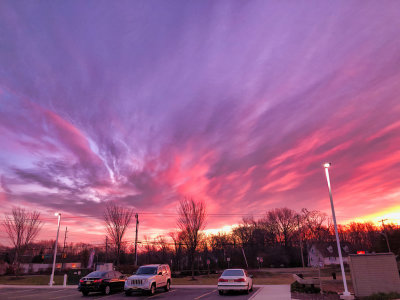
[124,264,171,296]
[217,268,253,295]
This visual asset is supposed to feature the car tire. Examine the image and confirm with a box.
[164,280,170,292]
[218,290,224,295]
[125,290,132,296]
[82,291,89,296]
[250,283,253,292]
[245,284,250,294]
[149,283,156,295]
[104,285,111,295]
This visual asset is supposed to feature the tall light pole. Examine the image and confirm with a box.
[50,212,61,286]
[323,163,351,298]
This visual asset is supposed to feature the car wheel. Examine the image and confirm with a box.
[164,280,170,292]
[218,290,224,295]
[245,284,250,294]
[250,283,253,292]
[104,285,111,295]
[125,290,132,296]
[82,291,89,296]
[149,283,156,295]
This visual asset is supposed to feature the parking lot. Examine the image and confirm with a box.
[0,287,259,300]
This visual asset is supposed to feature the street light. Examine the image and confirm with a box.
[50,213,61,287]
[323,163,351,298]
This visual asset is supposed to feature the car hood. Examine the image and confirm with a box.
[128,274,155,280]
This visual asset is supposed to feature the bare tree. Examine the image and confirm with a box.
[266,207,298,248]
[177,198,206,280]
[103,202,134,266]
[3,207,42,274]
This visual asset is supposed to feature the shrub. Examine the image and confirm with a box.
[291,281,321,294]
[361,292,400,300]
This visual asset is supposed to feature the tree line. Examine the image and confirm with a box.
[1,202,399,276]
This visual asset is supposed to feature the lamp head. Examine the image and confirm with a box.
[323,162,331,168]
[55,212,61,216]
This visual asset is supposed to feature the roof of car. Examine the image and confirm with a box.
[140,264,167,267]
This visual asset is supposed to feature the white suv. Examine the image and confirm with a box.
[124,264,171,296]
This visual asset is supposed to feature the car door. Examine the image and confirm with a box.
[106,271,114,290]
[245,270,252,286]
[156,267,163,287]
[161,266,167,286]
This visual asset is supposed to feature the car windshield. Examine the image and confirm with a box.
[222,270,244,276]
[86,271,107,278]
[136,267,157,275]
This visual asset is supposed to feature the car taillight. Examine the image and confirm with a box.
[234,278,246,282]
[218,278,228,282]
[79,279,84,283]
[94,279,103,283]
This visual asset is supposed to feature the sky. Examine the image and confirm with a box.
[1,0,400,246]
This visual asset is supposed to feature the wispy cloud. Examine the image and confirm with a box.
[1,1,400,242]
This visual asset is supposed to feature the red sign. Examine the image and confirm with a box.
[357,251,365,255]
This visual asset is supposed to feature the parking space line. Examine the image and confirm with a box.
[93,291,124,299]
[6,289,67,299]
[193,289,216,300]
[147,289,176,299]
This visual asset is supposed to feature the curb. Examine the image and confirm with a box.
[0,285,77,289]
[248,286,264,299]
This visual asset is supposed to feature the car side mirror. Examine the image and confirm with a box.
[158,272,162,275]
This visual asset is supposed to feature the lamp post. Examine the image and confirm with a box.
[323,163,351,298]
[50,213,61,287]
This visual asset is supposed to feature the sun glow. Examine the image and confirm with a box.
[204,225,236,236]
[354,205,400,225]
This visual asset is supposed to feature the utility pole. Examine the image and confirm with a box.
[378,219,391,252]
[134,213,139,266]
[297,215,305,268]
[61,227,68,270]
[241,247,248,269]
[105,236,108,262]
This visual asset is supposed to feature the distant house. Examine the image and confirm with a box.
[308,242,353,267]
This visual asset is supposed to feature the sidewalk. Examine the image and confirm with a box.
[250,285,291,300]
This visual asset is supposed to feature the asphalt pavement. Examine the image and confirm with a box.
[0,287,260,300]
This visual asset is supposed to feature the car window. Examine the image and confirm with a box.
[87,271,107,278]
[136,267,157,275]
[222,269,244,276]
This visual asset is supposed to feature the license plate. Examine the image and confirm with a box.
[228,280,234,283]
[86,282,91,285]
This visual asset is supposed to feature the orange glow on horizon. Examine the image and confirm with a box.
[343,205,400,226]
